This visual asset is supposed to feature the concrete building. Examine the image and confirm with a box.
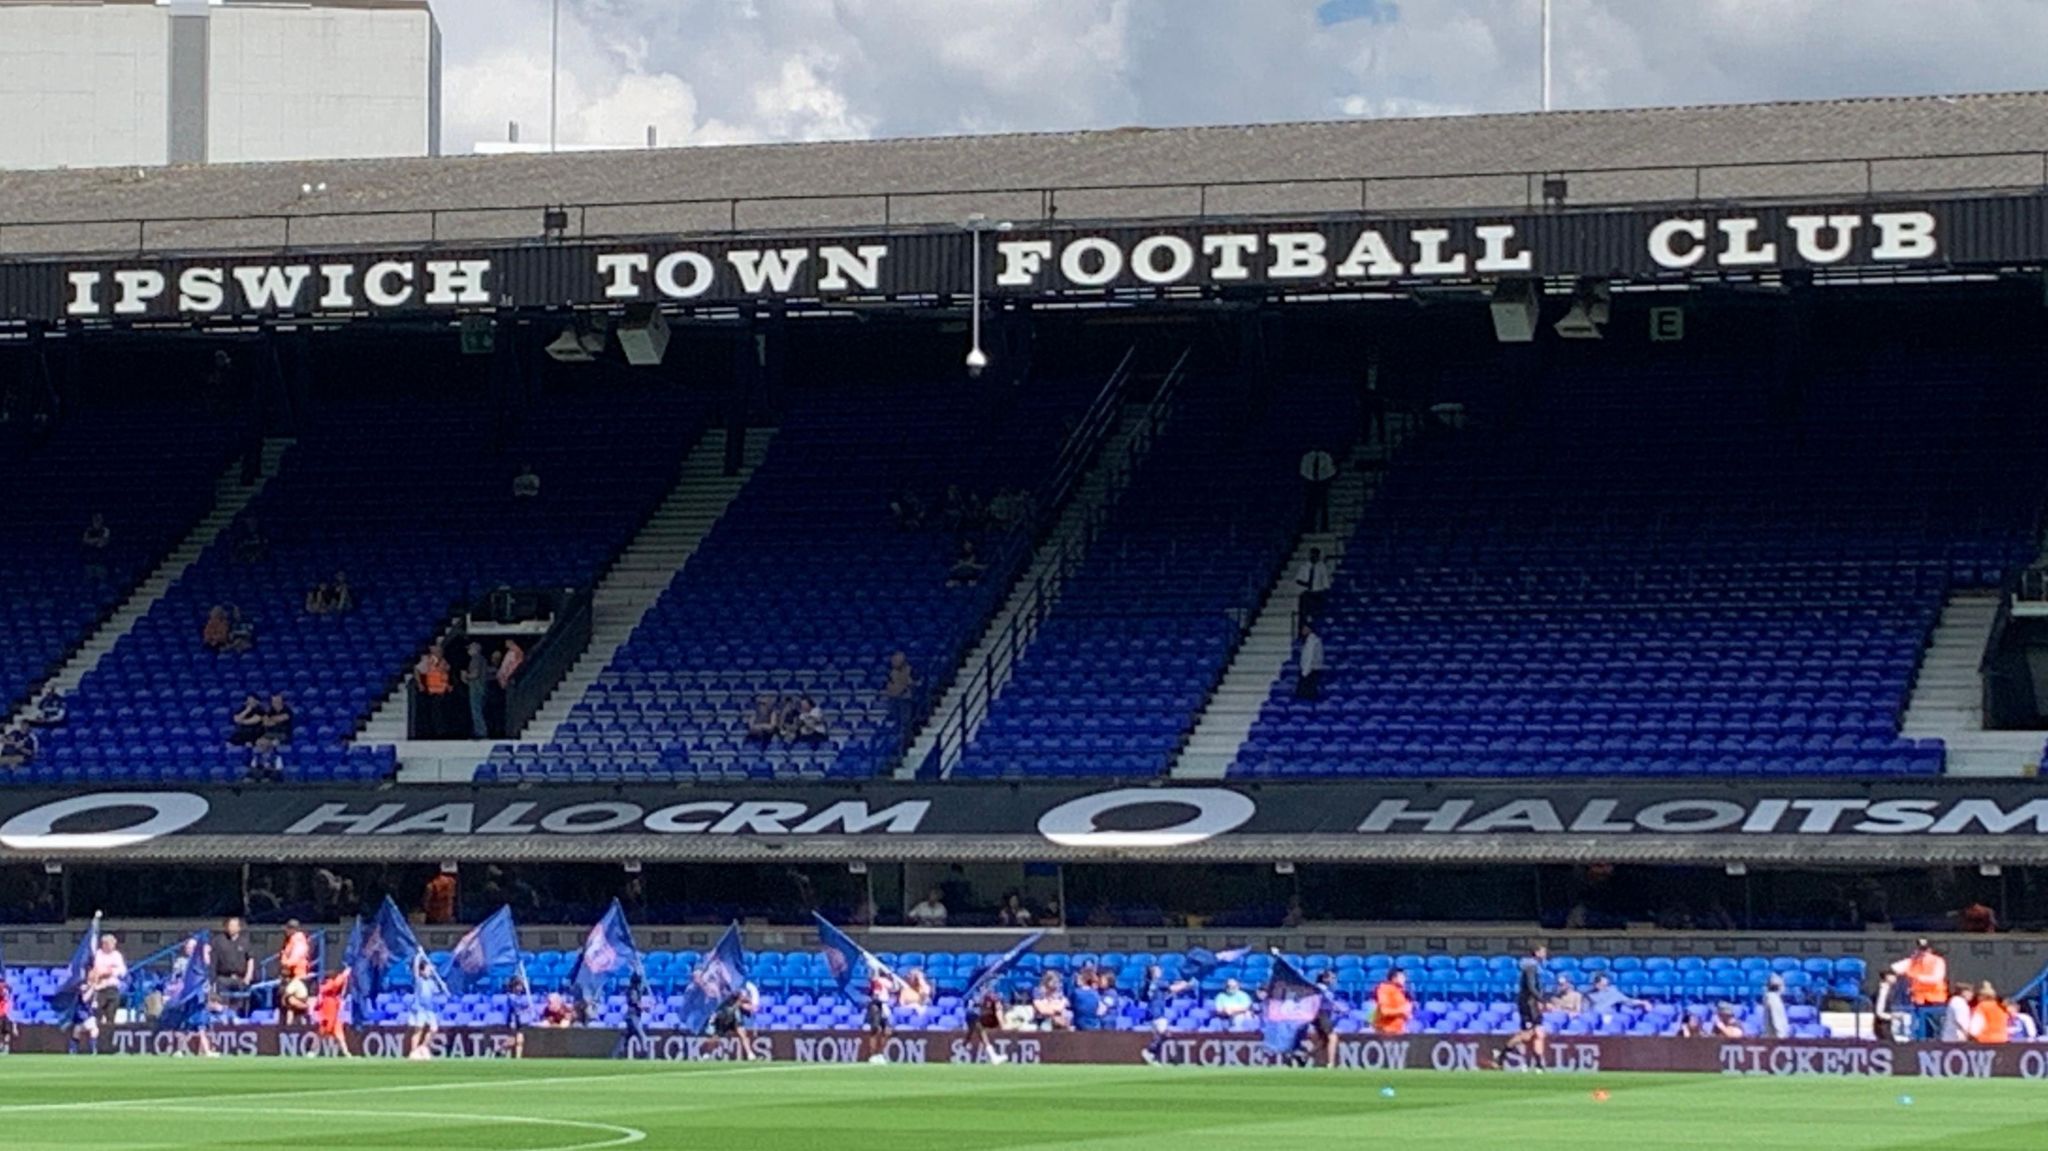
[0,0,441,170]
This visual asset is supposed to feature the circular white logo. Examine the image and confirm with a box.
[0,791,211,852]
[1037,788,1256,849]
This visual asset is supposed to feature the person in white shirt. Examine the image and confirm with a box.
[1213,979,1255,1022]
[1296,548,1332,621]
[87,934,128,1027]
[906,888,948,927]
[1761,975,1791,1039]
[1295,622,1326,701]
[1943,984,1975,1043]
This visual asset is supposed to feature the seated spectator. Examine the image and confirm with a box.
[745,695,780,745]
[225,607,255,654]
[328,571,354,613]
[888,489,925,531]
[906,887,948,927]
[512,464,541,499]
[947,539,987,587]
[1709,1002,1746,1038]
[247,735,285,783]
[793,696,829,743]
[1213,978,1255,1022]
[1677,1013,1705,1039]
[1032,974,1072,1031]
[898,968,933,1012]
[1373,969,1414,1035]
[1547,974,1585,1016]
[262,693,295,743]
[1959,902,1999,933]
[203,605,232,652]
[232,517,268,564]
[539,992,574,1027]
[304,582,333,615]
[30,687,66,727]
[997,893,1034,928]
[229,694,267,746]
[1071,969,1112,1032]
[882,652,917,701]
[1583,973,1648,1017]
[0,724,37,769]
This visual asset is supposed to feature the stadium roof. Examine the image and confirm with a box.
[5,90,2048,258]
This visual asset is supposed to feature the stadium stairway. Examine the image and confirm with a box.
[1902,592,2040,776]
[898,401,1174,779]
[4,438,294,731]
[368,429,772,783]
[1172,438,1380,779]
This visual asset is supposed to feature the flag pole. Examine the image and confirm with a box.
[1540,0,1553,111]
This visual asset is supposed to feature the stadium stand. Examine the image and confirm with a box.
[18,384,703,784]
[951,376,1354,779]
[0,400,239,719]
[482,378,1095,784]
[1231,348,2048,780]
[0,945,1854,1040]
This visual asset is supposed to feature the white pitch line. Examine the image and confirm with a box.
[106,1104,646,1151]
[0,1060,832,1116]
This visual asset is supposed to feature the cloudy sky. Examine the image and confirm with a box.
[429,0,2048,152]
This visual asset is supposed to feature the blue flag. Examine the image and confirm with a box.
[53,913,102,1010]
[1261,951,1324,1054]
[964,932,1045,1004]
[446,906,522,995]
[348,896,424,1011]
[677,923,749,1034]
[813,913,894,1005]
[158,931,212,1032]
[569,899,641,1002]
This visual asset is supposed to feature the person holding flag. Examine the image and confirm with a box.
[1260,951,1325,1068]
[405,950,447,1060]
[158,931,218,1056]
[679,923,750,1038]
[960,931,1044,1065]
[711,981,760,1059]
[813,913,903,1064]
[568,899,642,1011]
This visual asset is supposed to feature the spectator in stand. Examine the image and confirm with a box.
[1944,983,1977,1043]
[1761,975,1791,1039]
[898,968,934,1016]
[1584,973,1648,1018]
[87,933,128,1027]
[998,893,1034,928]
[1973,982,2013,1044]
[1072,968,1112,1032]
[247,736,285,783]
[203,606,232,652]
[512,464,541,500]
[226,606,256,654]
[497,639,525,689]
[328,571,354,614]
[745,695,780,746]
[1547,974,1585,1016]
[229,694,267,746]
[539,992,574,1027]
[0,723,37,769]
[30,687,66,727]
[1213,978,1255,1026]
[81,513,111,582]
[1891,938,1950,1040]
[305,581,334,616]
[263,693,295,743]
[423,870,457,925]
[0,970,16,1043]
[1032,973,1073,1031]
[1295,547,1332,622]
[947,539,987,587]
[882,651,919,728]
[1959,902,1999,933]
[906,887,949,927]
[1709,1002,1746,1039]
[415,645,454,737]
[1373,968,1414,1035]
[463,642,492,739]
[1294,621,1325,701]
[794,696,829,744]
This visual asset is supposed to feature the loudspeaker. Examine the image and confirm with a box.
[617,304,671,366]
[1489,278,1540,343]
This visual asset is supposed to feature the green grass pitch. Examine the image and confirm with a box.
[0,1057,2043,1149]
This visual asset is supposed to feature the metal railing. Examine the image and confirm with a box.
[7,147,2048,259]
[916,348,1193,779]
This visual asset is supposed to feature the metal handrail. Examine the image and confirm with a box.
[6,147,2048,260]
[917,348,1193,778]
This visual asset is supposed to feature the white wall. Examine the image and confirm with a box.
[0,4,171,169]
[206,4,436,163]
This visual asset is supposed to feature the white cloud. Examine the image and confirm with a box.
[427,0,2048,152]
